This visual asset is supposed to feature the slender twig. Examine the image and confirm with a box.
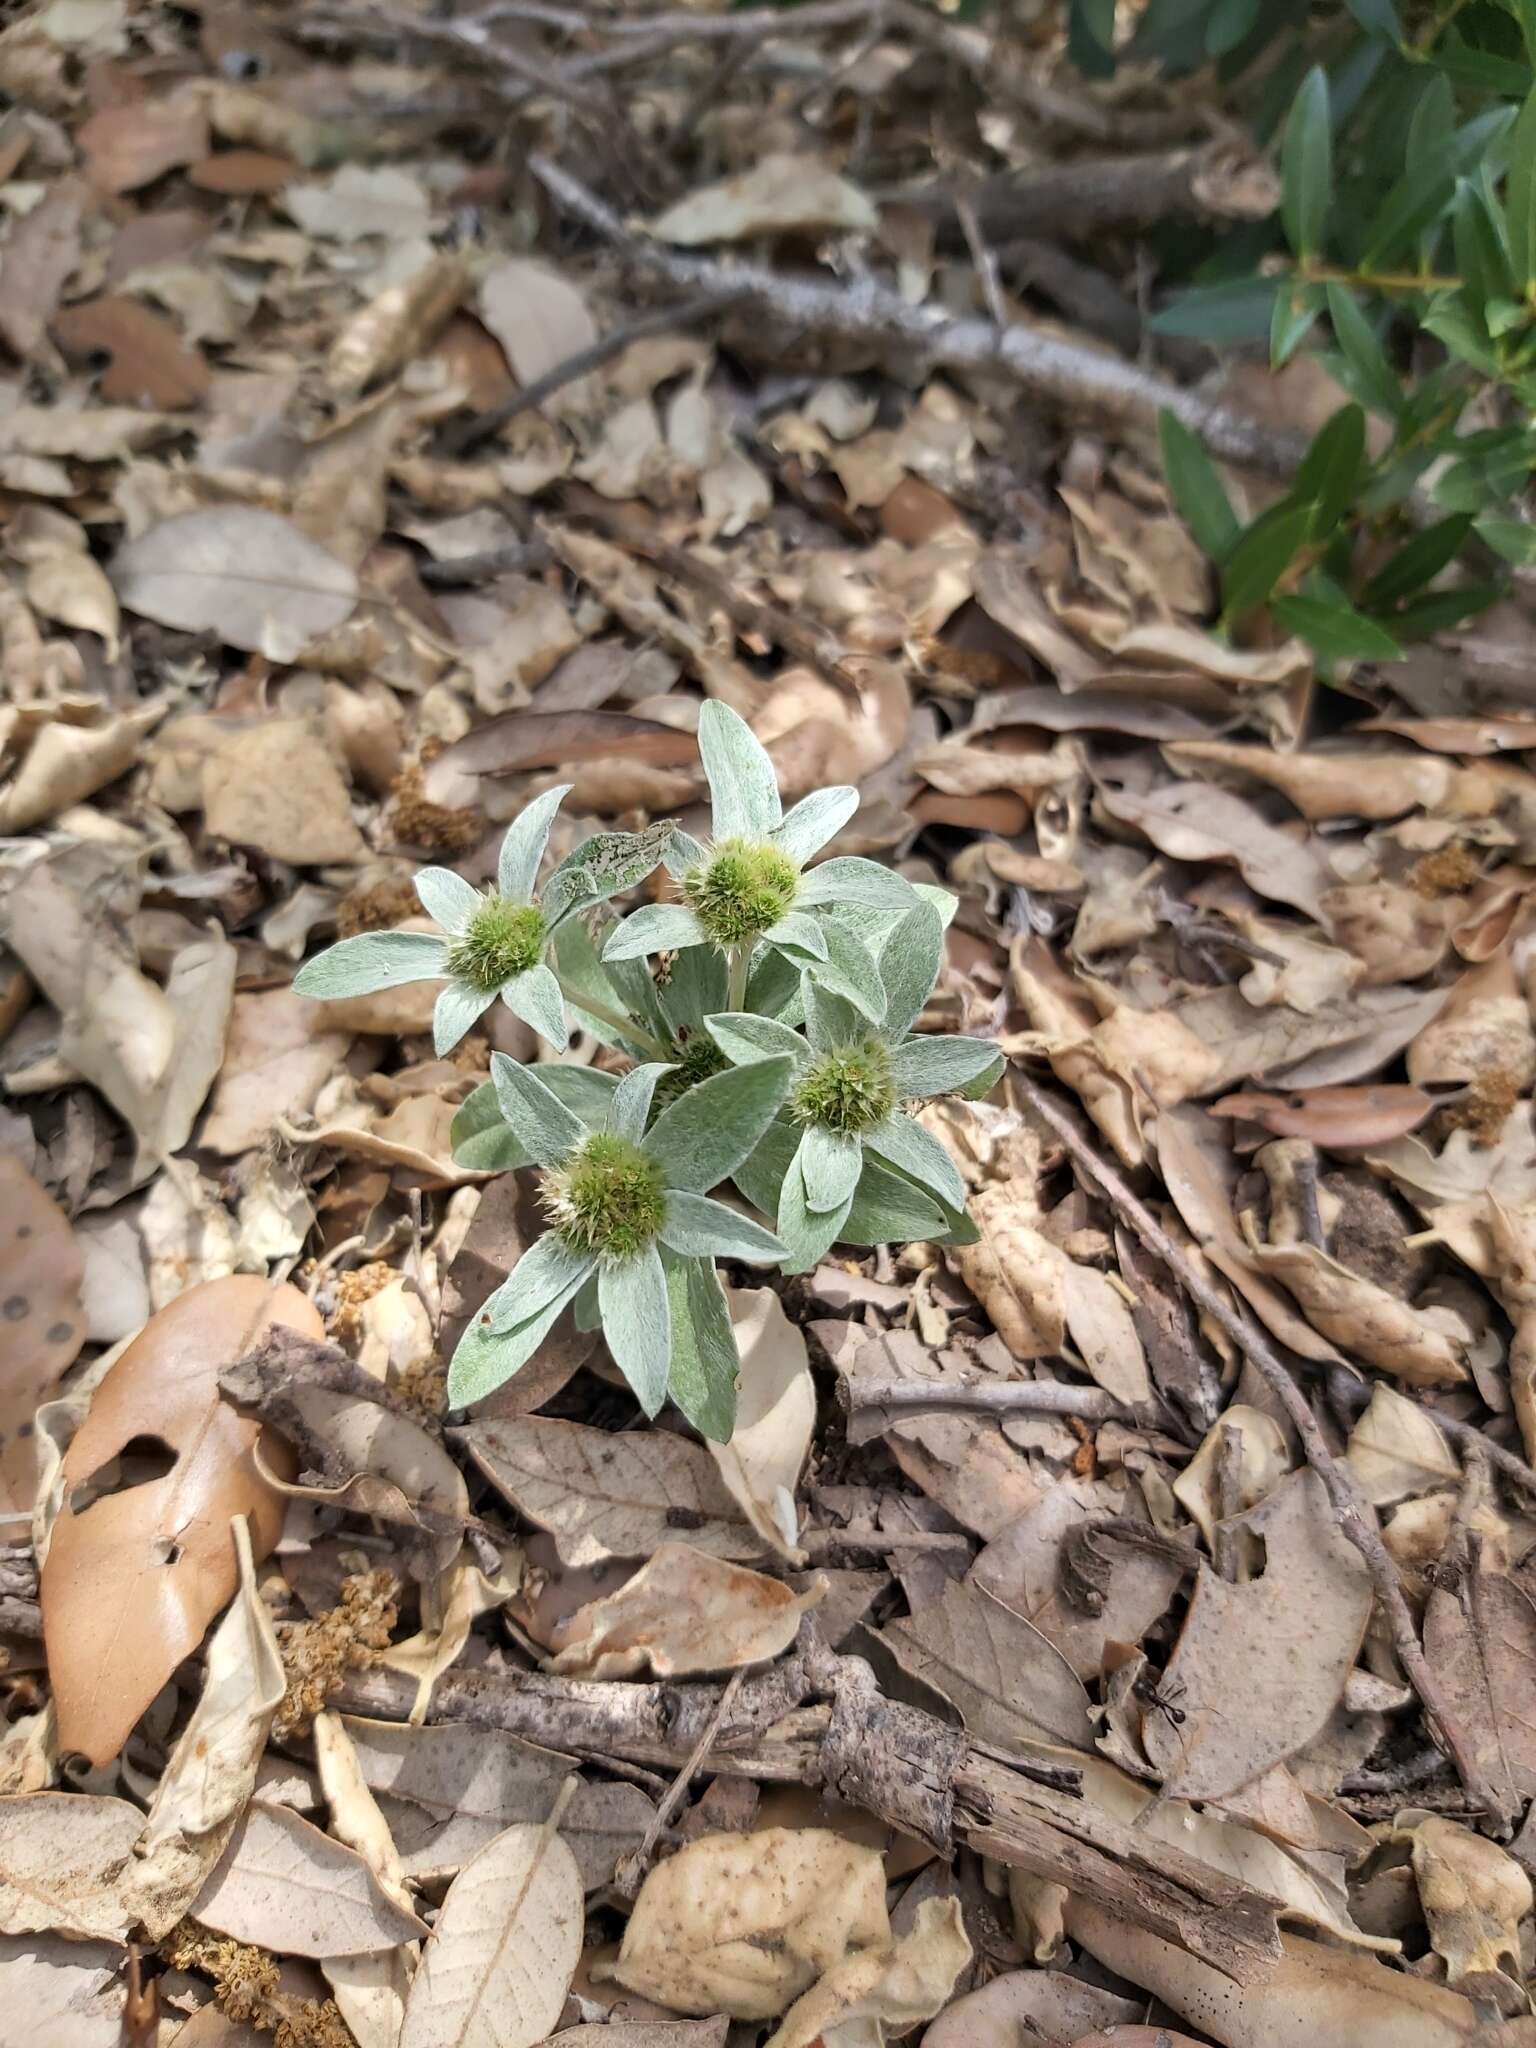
[418,540,553,587]
[839,1374,1129,1445]
[529,155,1307,476]
[1011,1067,1508,1825]
[298,4,609,114]
[441,290,748,457]
[955,194,1009,330]
[613,1667,745,1898]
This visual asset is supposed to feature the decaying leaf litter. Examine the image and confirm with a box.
[6,3,1536,2046]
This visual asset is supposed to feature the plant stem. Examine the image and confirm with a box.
[727,945,750,1010]
[556,980,669,1059]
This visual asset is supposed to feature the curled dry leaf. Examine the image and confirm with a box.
[398,1801,583,2048]
[1096,775,1333,924]
[1172,1404,1290,1551]
[0,1153,85,1514]
[615,1828,888,2019]
[1239,1231,1466,1387]
[1210,1084,1440,1149]
[458,1416,762,1567]
[1404,1815,1532,2009]
[191,1799,428,1958]
[707,1287,816,1559]
[881,1578,1094,1751]
[0,704,156,830]
[200,988,354,1156]
[1167,739,1454,822]
[112,506,359,662]
[40,1275,315,1765]
[924,1969,1142,2048]
[1344,1385,1459,1508]
[547,1545,821,1680]
[1144,1471,1374,1804]
[767,1896,970,2048]
[649,154,878,245]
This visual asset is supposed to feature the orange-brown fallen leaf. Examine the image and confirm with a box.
[41,1276,316,1766]
[1210,1083,1440,1149]
[0,1154,85,1514]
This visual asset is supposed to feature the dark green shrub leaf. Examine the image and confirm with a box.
[1271,280,1323,365]
[1362,106,1514,269]
[1361,515,1475,608]
[1453,177,1516,310]
[1272,594,1403,661]
[1344,0,1400,38]
[1384,584,1503,638]
[1280,65,1331,259]
[1220,498,1313,621]
[1295,403,1367,538]
[1152,275,1280,343]
[1158,409,1240,561]
[1507,81,1536,287]
[1476,515,1536,563]
[1325,286,1403,417]
[1420,294,1503,376]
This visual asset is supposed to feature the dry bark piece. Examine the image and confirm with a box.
[40,1276,315,1765]
[458,1416,762,1566]
[0,1153,85,1513]
[1143,1470,1374,1803]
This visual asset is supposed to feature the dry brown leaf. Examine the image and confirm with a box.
[1211,1083,1439,1149]
[286,164,430,241]
[1066,1902,1486,2048]
[40,1275,314,1765]
[1323,881,1450,984]
[327,251,468,397]
[925,1970,1142,2048]
[24,544,123,656]
[615,1828,888,2019]
[339,1714,575,1880]
[547,1544,819,1680]
[53,294,209,410]
[1424,1560,1536,1830]
[881,1578,1094,1750]
[478,258,596,389]
[1097,774,1333,923]
[78,93,209,192]
[1405,1815,1531,2010]
[707,1287,815,1559]
[1171,1405,1290,1550]
[200,989,353,1155]
[1345,1385,1459,1507]
[949,1189,1065,1359]
[398,1802,583,2048]
[0,1154,84,1514]
[458,1416,762,1567]
[650,154,877,244]
[202,719,366,864]
[1144,1470,1373,1803]
[0,185,82,361]
[191,1799,427,1957]
[122,1516,286,1939]
[1167,740,1453,822]
[0,705,155,830]
[112,506,359,662]
[1409,951,1536,1098]
[969,1477,1182,1682]
[767,1896,970,2048]
[1240,1229,1466,1386]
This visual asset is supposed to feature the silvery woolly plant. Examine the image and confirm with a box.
[293,701,1001,1441]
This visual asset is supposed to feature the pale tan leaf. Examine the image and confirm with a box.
[615,1829,888,2020]
[650,155,877,245]
[286,164,431,242]
[23,550,121,658]
[457,1416,762,1567]
[1241,1233,1466,1387]
[201,989,353,1155]
[1146,1471,1373,1803]
[707,1287,815,1559]
[112,507,358,662]
[547,1545,819,1680]
[767,1896,970,2048]
[0,1933,125,2048]
[1345,1386,1459,1507]
[0,1793,140,1941]
[881,1578,1094,1751]
[0,1154,85,1513]
[201,719,366,865]
[1172,1405,1291,1550]
[923,1969,1141,2048]
[1404,1815,1531,2008]
[0,705,156,830]
[478,259,596,387]
[1097,775,1332,923]
[397,1806,583,2048]
[191,1801,427,1958]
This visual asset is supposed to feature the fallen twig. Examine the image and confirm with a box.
[613,1666,745,1898]
[839,1372,1129,1445]
[530,155,1307,475]
[1011,1066,1509,1826]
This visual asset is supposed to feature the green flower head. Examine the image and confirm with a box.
[446,1048,795,1434]
[292,795,675,1058]
[600,701,917,1022]
[705,898,1003,1274]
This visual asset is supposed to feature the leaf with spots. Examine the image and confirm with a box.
[0,1155,85,1515]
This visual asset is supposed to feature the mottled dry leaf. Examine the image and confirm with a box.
[949,1190,1064,1359]
[616,1829,888,2019]
[708,1288,815,1559]
[123,1518,286,1939]
[1345,1385,1458,1507]
[0,1934,124,2048]
[192,1801,426,1957]
[548,1545,819,1680]
[650,154,877,244]
[1066,1901,1488,2048]
[458,1416,761,1566]
[0,1793,140,1940]
[41,1276,314,1765]
[1211,1083,1438,1149]
[202,718,366,864]
[201,988,353,1155]
[1146,1471,1373,1803]
[971,1478,1182,1682]
[0,1154,85,1513]
[769,1896,970,2048]
[398,1803,582,2048]
[78,93,208,192]
[1424,1562,1536,1830]
[1405,1815,1530,2008]
[925,1969,1141,2048]
[547,2026,728,2048]
[1241,1232,1466,1386]
[1097,775,1332,923]
[882,1578,1093,1750]
[340,1715,574,1879]
[113,506,358,662]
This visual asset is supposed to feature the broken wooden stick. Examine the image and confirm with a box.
[839,1373,1129,1444]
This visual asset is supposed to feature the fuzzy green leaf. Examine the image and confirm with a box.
[498,782,570,901]
[771,785,859,864]
[642,1055,792,1192]
[697,700,782,841]
[294,931,447,1001]
[660,1189,785,1261]
[891,1033,1005,1100]
[599,1247,671,1417]
[663,1252,738,1443]
[491,1054,591,1167]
